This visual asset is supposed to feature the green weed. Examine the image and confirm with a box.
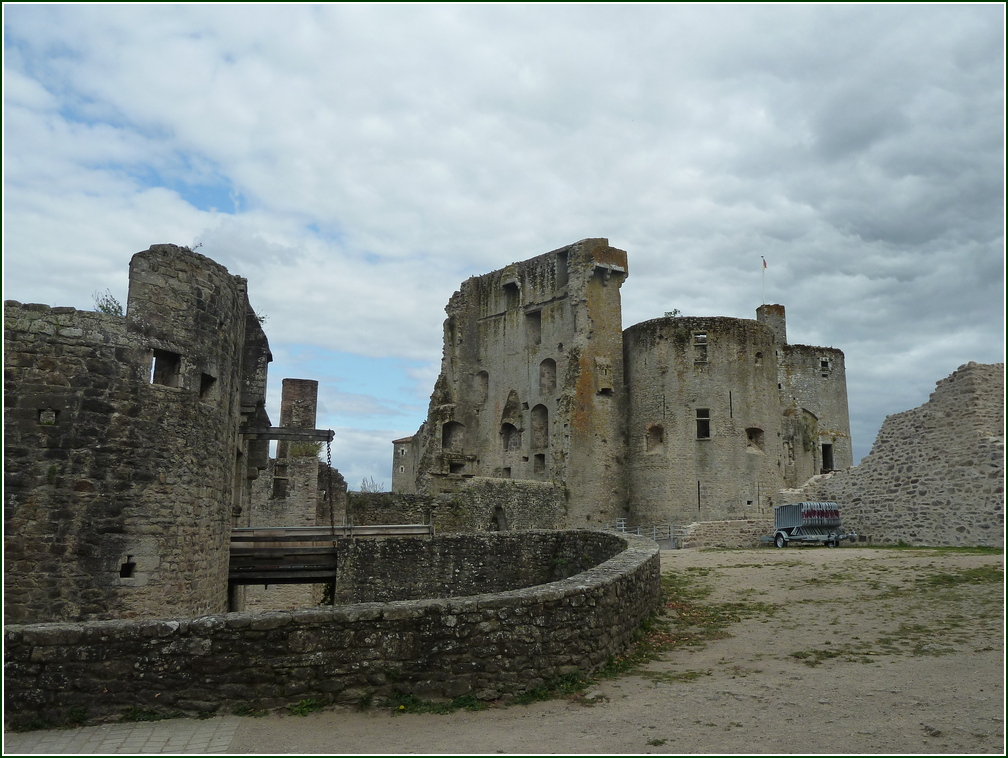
[287,698,324,717]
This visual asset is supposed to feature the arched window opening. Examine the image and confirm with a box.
[745,427,765,452]
[442,421,465,451]
[500,423,522,452]
[539,359,556,395]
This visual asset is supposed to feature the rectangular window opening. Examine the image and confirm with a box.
[694,334,708,364]
[200,373,217,399]
[151,349,182,388]
[119,556,136,579]
[696,408,711,439]
[534,453,546,474]
[526,310,542,346]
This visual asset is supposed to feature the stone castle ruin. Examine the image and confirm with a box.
[2,240,1002,725]
[393,238,853,530]
[3,243,661,725]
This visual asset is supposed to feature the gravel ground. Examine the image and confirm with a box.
[223,546,1005,755]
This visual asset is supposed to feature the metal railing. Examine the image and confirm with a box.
[613,519,688,548]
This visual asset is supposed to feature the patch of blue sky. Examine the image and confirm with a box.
[304,221,345,246]
[270,346,429,427]
[122,163,242,214]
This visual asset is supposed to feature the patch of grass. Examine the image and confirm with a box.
[383,691,492,714]
[66,707,88,727]
[919,565,1003,588]
[647,737,667,746]
[233,704,268,717]
[789,648,848,666]
[287,698,324,717]
[647,669,711,684]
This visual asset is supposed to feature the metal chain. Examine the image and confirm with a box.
[326,436,335,532]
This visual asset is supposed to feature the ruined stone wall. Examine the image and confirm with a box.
[624,315,782,525]
[780,362,1004,547]
[3,534,661,726]
[407,239,629,528]
[678,519,774,549]
[333,531,624,603]
[348,477,565,533]
[3,244,254,624]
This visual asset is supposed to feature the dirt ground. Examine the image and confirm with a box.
[226,546,1004,755]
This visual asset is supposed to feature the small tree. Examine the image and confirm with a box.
[664,309,682,317]
[288,441,323,458]
[92,289,124,316]
[359,476,385,493]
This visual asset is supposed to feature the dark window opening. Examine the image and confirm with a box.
[531,405,549,450]
[646,424,664,452]
[534,453,546,474]
[501,467,512,479]
[539,359,556,395]
[37,408,58,425]
[746,427,765,452]
[556,251,569,288]
[502,281,520,310]
[696,409,711,439]
[272,465,288,499]
[449,462,465,475]
[500,423,522,451]
[151,349,182,387]
[491,505,509,531]
[526,310,542,346]
[200,373,217,399]
[821,443,834,473]
[119,556,136,578]
[442,421,465,451]
[755,352,763,366]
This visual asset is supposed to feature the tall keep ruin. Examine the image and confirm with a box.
[393,239,853,528]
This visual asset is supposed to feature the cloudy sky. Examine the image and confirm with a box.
[3,3,1004,490]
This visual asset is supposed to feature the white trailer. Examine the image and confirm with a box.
[770,501,857,548]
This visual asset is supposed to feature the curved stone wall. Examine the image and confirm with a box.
[3,532,661,727]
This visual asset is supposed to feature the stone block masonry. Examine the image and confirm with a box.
[781,362,1004,547]
[2,532,660,726]
[4,245,261,624]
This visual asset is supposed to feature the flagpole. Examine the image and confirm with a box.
[761,257,766,305]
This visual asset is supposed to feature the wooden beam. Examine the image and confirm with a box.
[239,426,335,442]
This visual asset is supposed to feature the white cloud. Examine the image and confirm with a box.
[3,2,1003,473]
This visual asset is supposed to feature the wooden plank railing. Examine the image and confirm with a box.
[228,523,434,585]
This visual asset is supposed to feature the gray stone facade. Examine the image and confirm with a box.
[400,239,629,530]
[396,239,852,530]
[780,362,1004,547]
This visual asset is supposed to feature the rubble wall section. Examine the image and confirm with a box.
[780,362,1004,547]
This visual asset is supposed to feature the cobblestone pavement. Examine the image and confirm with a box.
[3,717,239,755]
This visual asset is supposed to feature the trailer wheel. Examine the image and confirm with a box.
[774,533,786,549]
[826,539,837,548]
